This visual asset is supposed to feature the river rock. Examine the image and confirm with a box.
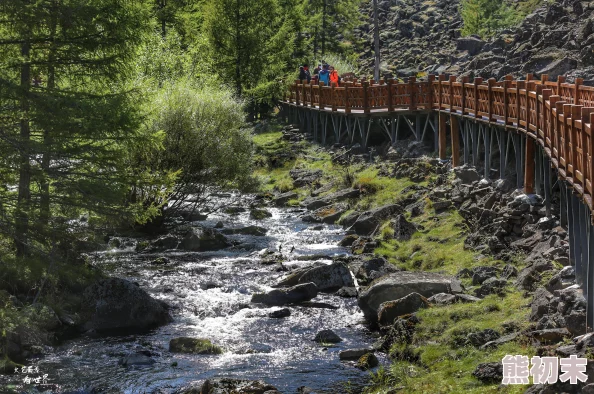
[358,271,461,323]
[351,204,401,235]
[336,286,358,297]
[221,225,267,236]
[302,203,348,224]
[472,362,503,383]
[314,329,342,343]
[251,283,318,306]
[339,348,373,360]
[391,215,417,241]
[169,337,222,354]
[273,191,298,206]
[377,292,429,326]
[250,208,272,220]
[80,278,171,333]
[184,378,278,394]
[118,352,155,367]
[357,353,379,370]
[275,262,354,291]
[179,227,230,251]
[268,308,291,318]
[353,257,399,286]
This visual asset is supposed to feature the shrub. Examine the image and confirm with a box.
[146,81,257,217]
[460,0,520,38]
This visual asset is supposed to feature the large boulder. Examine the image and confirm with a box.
[456,37,485,55]
[358,272,461,323]
[275,262,354,291]
[220,225,267,236]
[179,227,230,251]
[377,292,429,326]
[251,283,318,306]
[302,203,348,224]
[351,204,401,235]
[81,278,171,333]
[353,257,399,286]
[169,337,222,354]
[453,166,481,184]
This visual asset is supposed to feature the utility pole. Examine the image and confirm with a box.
[372,0,380,82]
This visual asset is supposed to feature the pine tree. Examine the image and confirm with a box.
[304,0,362,59]
[460,0,519,37]
[202,0,296,117]
[0,0,154,256]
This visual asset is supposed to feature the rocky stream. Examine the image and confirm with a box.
[1,194,384,393]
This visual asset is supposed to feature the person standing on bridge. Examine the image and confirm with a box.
[299,64,311,83]
[329,66,339,86]
[318,64,330,86]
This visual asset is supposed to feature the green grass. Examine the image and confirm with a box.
[366,292,534,394]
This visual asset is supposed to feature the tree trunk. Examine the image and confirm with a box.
[321,0,327,58]
[16,38,31,256]
[373,0,381,82]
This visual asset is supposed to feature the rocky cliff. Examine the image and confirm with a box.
[357,0,594,82]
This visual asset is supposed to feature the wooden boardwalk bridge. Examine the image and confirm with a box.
[280,74,594,331]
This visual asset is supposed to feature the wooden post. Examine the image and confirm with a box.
[575,78,584,105]
[331,83,337,112]
[474,77,483,118]
[428,75,435,109]
[409,76,417,110]
[581,108,594,191]
[319,81,325,110]
[449,75,455,113]
[296,82,301,106]
[438,74,446,111]
[309,83,314,107]
[590,112,594,197]
[571,105,583,185]
[503,79,510,126]
[525,136,535,194]
[542,89,552,149]
[387,78,394,112]
[488,78,496,121]
[557,76,566,97]
[563,103,572,173]
[517,80,524,126]
[550,96,561,160]
[363,81,370,114]
[541,74,548,83]
[302,82,306,107]
[345,82,351,115]
[535,84,543,137]
[526,81,533,130]
[460,76,469,115]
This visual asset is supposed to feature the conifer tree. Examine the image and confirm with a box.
[0,0,154,256]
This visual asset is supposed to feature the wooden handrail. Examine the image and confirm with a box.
[282,74,594,212]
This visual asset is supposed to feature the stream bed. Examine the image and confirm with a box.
[3,194,380,393]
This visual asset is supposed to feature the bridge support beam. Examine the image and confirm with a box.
[483,125,491,179]
[525,137,536,194]
[438,112,447,160]
[451,115,460,167]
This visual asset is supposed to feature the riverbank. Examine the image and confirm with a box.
[253,118,589,394]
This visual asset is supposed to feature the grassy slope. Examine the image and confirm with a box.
[252,124,536,394]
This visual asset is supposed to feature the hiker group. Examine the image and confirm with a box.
[298,62,340,86]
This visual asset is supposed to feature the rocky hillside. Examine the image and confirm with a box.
[357,0,594,82]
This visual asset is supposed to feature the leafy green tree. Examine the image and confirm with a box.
[0,0,157,256]
[460,0,519,37]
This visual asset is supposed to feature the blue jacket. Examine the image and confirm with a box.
[319,69,330,85]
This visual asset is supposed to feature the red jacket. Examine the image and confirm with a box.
[330,70,339,85]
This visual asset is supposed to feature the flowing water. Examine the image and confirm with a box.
[3,195,381,394]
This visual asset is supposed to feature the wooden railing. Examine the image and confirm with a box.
[284,74,594,211]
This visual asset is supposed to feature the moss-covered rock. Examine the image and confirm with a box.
[357,353,379,370]
[169,337,223,354]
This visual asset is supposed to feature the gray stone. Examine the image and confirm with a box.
[273,191,298,206]
[377,292,429,326]
[480,333,519,350]
[467,329,500,347]
[169,337,222,354]
[339,348,373,360]
[472,362,503,383]
[220,225,267,236]
[81,278,171,333]
[456,37,485,55]
[251,283,318,306]
[351,204,401,235]
[529,328,570,344]
[276,262,354,291]
[314,329,342,343]
[358,271,460,323]
[118,353,155,367]
[268,308,291,318]
[180,227,230,251]
[391,215,417,240]
[453,166,481,184]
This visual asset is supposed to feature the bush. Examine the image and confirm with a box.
[146,81,257,217]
